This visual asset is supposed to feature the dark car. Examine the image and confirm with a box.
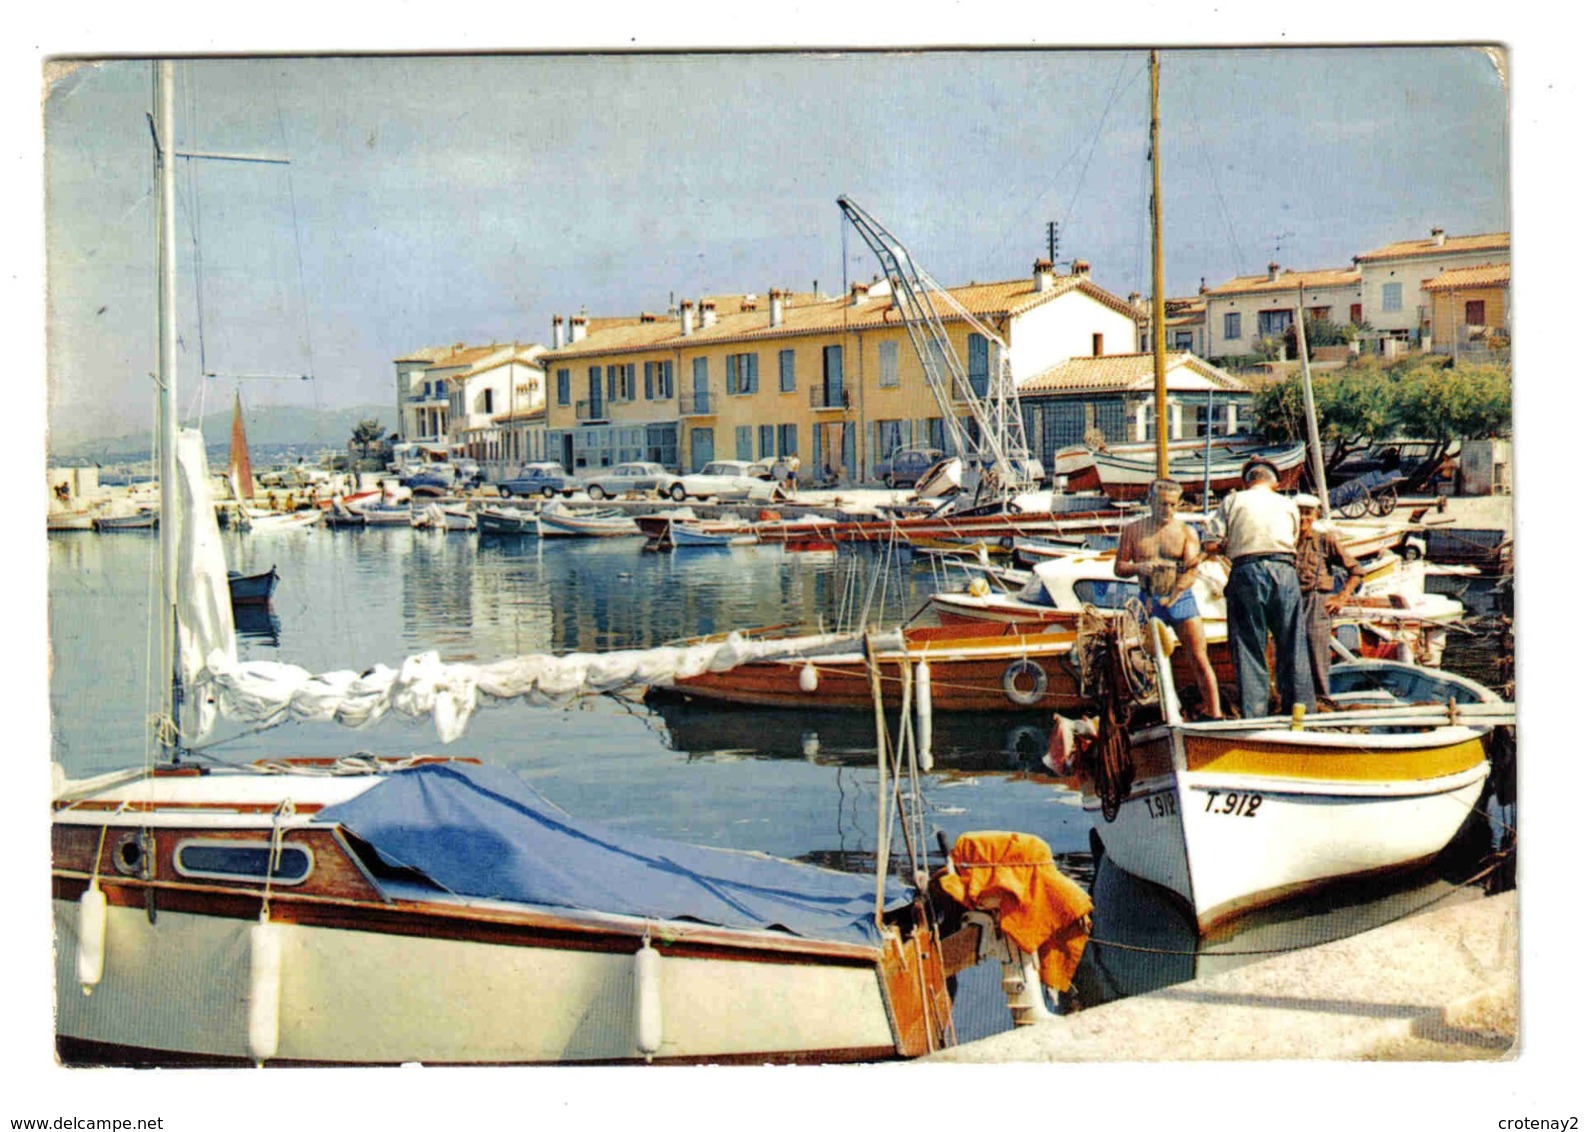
[498,462,575,499]
[872,447,945,489]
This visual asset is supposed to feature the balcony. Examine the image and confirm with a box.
[809,386,850,411]
[679,391,717,417]
[575,400,610,422]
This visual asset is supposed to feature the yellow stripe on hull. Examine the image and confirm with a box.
[1183,733,1488,783]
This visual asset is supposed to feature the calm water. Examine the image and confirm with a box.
[47,524,1512,1036]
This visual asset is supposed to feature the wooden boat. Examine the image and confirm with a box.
[666,622,1094,713]
[753,503,1131,546]
[54,756,963,1065]
[1054,441,1307,502]
[245,509,323,532]
[476,505,539,535]
[226,565,279,605]
[1065,54,1511,936]
[411,504,476,531]
[672,523,757,548]
[538,504,642,538]
[92,509,158,531]
[351,503,414,526]
[321,501,367,528]
[1075,676,1502,934]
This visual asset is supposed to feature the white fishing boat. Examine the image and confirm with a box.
[537,503,642,538]
[351,502,414,526]
[1060,51,1511,936]
[241,507,323,532]
[55,62,1084,1066]
[1070,623,1503,933]
[671,523,758,548]
[411,503,476,531]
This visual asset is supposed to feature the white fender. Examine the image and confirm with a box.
[248,915,285,1064]
[799,663,819,693]
[76,880,107,995]
[634,938,663,1058]
[914,660,933,772]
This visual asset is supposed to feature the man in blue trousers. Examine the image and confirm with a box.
[1205,457,1314,718]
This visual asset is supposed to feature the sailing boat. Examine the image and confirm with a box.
[51,60,1078,1066]
[1069,51,1512,935]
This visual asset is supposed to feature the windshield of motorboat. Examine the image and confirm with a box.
[1016,574,1056,606]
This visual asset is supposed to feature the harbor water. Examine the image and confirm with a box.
[47,523,1513,1040]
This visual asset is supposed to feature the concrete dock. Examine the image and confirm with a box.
[929,890,1517,1062]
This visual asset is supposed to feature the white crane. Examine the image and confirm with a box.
[837,196,1039,503]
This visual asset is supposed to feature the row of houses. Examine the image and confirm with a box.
[394,227,1509,482]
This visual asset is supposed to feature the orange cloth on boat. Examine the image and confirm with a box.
[938,831,1093,992]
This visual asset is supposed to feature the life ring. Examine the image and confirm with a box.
[1002,659,1048,706]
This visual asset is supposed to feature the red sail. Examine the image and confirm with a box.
[229,390,254,500]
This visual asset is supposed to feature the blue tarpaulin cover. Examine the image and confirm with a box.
[318,762,908,946]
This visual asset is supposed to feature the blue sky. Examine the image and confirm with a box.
[42,45,1509,443]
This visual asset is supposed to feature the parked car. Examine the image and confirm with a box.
[665,460,773,501]
[498,462,576,499]
[257,465,332,490]
[873,447,944,489]
[1327,440,1457,487]
[580,461,674,500]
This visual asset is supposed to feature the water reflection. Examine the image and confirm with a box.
[232,602,281,646]
[1074,807,1499,1008]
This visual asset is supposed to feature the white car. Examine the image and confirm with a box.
[664,460,773,501]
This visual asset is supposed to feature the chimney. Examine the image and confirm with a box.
[1033,258,1055,293]
[640,312,658,324]
[1127,291,1142,312]
[569,316,588,343]
[1199,277,1207,294]
[1267,262,1281,282]
[700,300,717,329]
[1431,227,1447,247]
[769,288,785,328]
[850,282,869,307]
[739,295,758,313]
[680,300,694,336]
[551,315,565,350]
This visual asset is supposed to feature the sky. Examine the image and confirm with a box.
[40,45,1510,445]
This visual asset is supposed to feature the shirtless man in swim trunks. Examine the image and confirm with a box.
[1114,479,1223,719]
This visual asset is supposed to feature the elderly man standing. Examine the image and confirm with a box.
[1295,493,1364,703]
[1206,457,1313,718]
[1115,479,1222,719]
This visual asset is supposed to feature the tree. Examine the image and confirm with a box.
[1250,358,1511,490]
[350,418,386,460]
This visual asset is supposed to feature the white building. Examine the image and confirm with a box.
[1353,228,1511,353]
[446,345,547,471]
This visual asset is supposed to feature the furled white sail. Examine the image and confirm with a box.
[175,429,237,741]
[200,631,857,743]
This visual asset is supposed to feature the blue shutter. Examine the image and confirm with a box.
[644,362,654,400]
[747,353,758,394]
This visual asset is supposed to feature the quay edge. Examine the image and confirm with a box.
[926,889,1517,1062]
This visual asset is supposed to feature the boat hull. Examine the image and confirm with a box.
[53,892,932,1065]
[1086,727,1490,933]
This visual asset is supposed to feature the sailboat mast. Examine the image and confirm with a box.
[1150,50,1169,480]
[1294,290,1332,516]
[155,59,181,759]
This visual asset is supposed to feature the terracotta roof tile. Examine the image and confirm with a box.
[544,275,1138,360]
[1355,231,1510,263]
[1204,267,1362,297]
[1020,352,1249,395]
[394,345,461,364]
[448,344,547,383]
[1420,262,1511,290]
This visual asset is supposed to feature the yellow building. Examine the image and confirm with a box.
[1421,262,1510,361]
[540,261,1138,482]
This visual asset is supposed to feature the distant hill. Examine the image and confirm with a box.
[50,404,400,463]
